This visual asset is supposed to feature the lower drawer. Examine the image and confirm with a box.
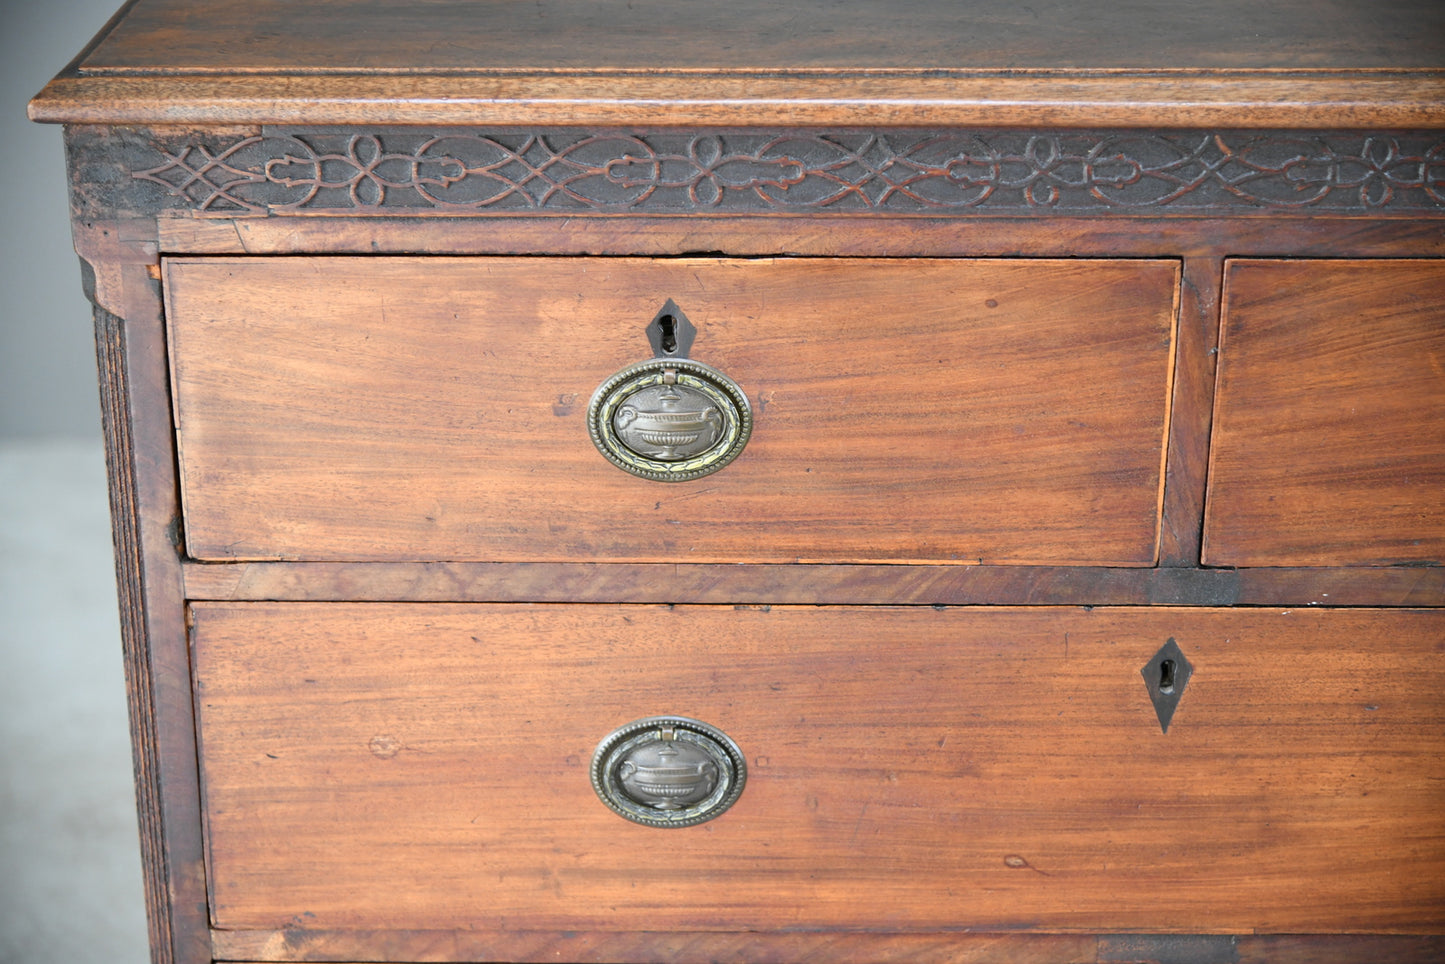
[191,604,1445,936]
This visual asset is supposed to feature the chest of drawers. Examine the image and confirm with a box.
[31,1,1445,961]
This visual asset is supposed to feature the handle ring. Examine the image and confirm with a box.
[588,358,752,483]
[591,716,747,828]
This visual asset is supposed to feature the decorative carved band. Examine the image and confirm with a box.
[81,128,1445,217]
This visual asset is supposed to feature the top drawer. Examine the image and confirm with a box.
[165,257,1178,565]
[1204,259,1445,567]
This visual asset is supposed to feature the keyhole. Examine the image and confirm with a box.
[658,314,678,354]
[1158,658,1176,694]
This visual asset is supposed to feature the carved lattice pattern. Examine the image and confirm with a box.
[130,130,1445,215]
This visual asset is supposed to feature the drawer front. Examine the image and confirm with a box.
[1204,259,1445,567]
[192,603,1445,935]
[166,257,1178,565]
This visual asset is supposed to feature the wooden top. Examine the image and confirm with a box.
[29,0,1445,126]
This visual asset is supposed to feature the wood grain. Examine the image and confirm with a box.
[85,251,212,964]
[1204,259,1445,567]
[211,930,1100,963]
[178,560,1445,608]
[30,73,1445,128]
[191,604,1445,934]
[29,0,1445,126]
[34,4,1445,962]
[73,0,1445,73]
[151,215,1445,262]
[206,930,1445,963]
[166,256,1177,566]
[1232,935,1445,963]
[1157,257,1222,566]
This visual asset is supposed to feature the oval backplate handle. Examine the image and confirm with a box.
[591,716,747,828]
[588,358,752,483]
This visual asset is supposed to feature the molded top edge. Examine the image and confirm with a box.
[28,0,1445,127]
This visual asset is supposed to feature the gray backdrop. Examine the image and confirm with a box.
[3,0,129,439]
[3,3,155,961]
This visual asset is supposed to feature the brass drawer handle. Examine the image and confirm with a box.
[587,301,752,482]
[591,716,747,828]
[589,359,751,482]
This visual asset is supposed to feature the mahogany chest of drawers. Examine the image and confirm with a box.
[31,1,1445,961]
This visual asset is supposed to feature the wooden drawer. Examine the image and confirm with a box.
[166,257,1178,566]
[192,603,1445,937]
[1204,259,1445,567]
[34,1,1445,960]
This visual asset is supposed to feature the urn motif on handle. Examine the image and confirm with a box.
[613,382,724,462]
[617,737,721,810]
[591,716,747,828]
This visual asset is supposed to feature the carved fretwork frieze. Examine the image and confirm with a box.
[67,127,1445,219]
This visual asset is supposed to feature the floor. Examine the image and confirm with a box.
[0,439,150,963]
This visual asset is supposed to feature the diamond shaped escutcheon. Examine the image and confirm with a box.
[645,299,697,358]
[1141,637,1193,734]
